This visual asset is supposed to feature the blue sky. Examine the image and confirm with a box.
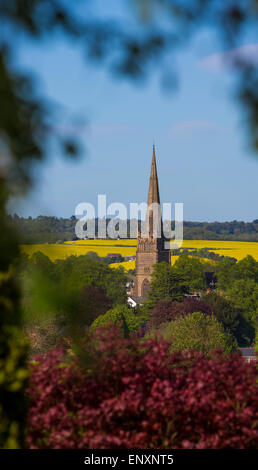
[10,0,258,222]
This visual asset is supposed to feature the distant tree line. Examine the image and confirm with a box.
[9,215,258,243]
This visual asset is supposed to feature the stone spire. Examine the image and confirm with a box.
[132,144,170,298]
[144,144,162,238]
[147,144,160,206]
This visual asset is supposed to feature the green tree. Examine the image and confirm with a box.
[157,312,237,355]
[202,292,239,335]
[215,258,238,290]
[202,291,256,347]
[55,255,127,307]
[173,254,206,291]
[216,255,258,291]
[91,304,149,334]
[146,262,188,308]
[226,278,258,328]
[236,255,258,283]
[21,253,128,326]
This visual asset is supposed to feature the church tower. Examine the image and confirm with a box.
[132,145,170,298]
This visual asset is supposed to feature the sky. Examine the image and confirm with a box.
[9,0,258,222]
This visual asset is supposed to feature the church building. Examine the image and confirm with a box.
[132,144,170,301]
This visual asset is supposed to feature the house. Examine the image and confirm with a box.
[127,295,146,308]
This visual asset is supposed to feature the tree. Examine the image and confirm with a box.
[21,253,128,327]
[30,252,54,275]
[235,315,256,348]
[226,278,258,328]
[216,255,258,291]
[26,327,257,449]
[9,216,258,243]
[215,258,238,290]
[236,255,258,283]
[146,298,213,331]
[203,290,257,347]
[157,312,237,355]
[202,292,239,335]
[146,262,188,308]
[173,254,206,291]
[78,285,112,327]
[91,304,149,334]
[51,253,127,308]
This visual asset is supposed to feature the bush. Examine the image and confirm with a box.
[26,327,258,449]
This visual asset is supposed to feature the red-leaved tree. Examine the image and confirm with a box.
[147,298,213,331]
[26,326,258,449]
[78,285,112,326]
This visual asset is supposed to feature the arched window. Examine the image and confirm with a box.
[141,278,150,297]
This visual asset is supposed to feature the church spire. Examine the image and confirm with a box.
[133,143,170,298]
[147,143,160,206]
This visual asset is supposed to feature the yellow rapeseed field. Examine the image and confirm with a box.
[21,239,258,271]
[109,260,136,271]
[173,240,258,261]
[20,242,136,261]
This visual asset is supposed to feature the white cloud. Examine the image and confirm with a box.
[199,43,258,72]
